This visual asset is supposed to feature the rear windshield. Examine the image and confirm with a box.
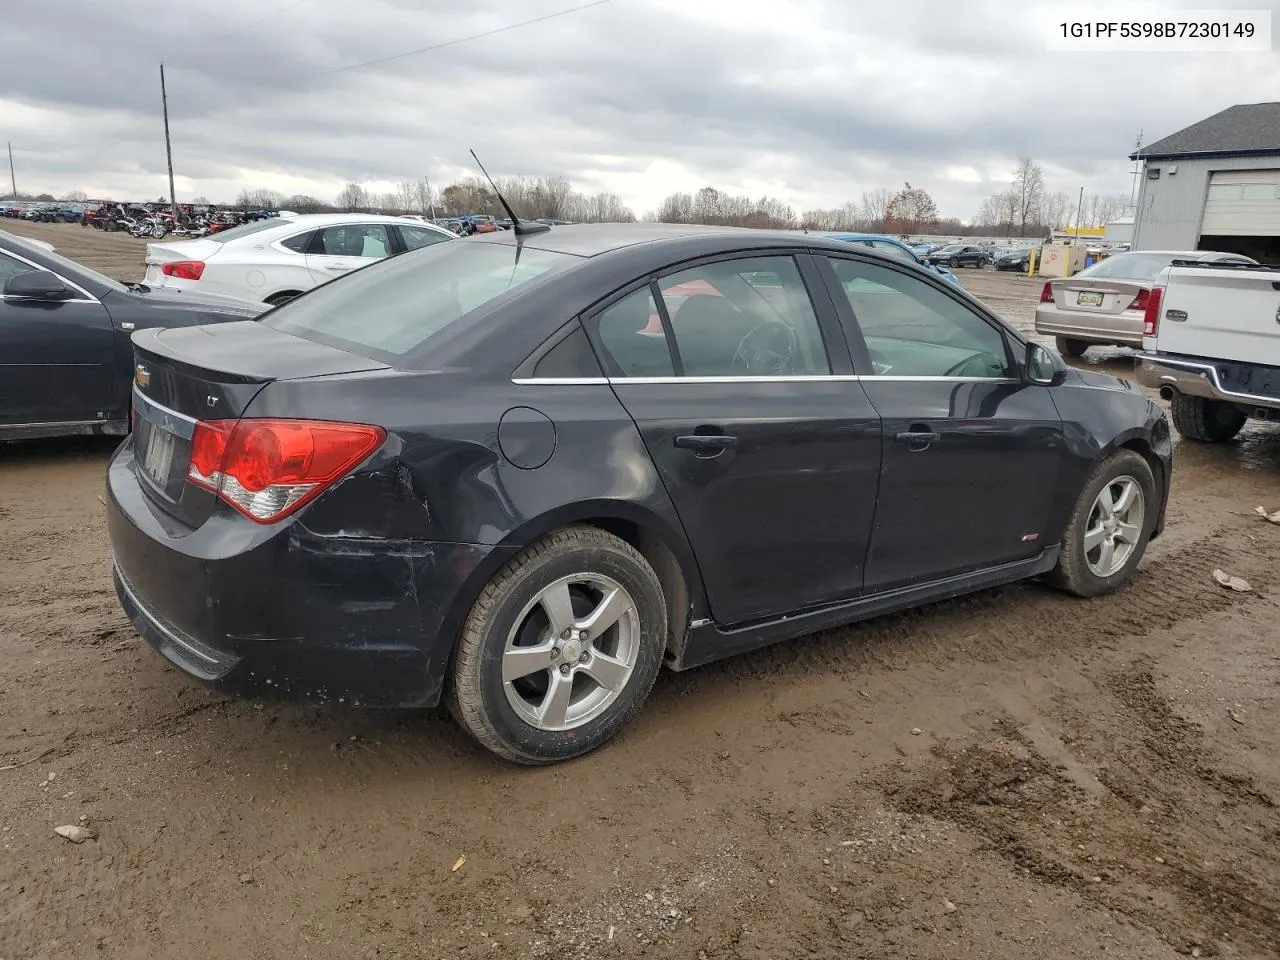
[262,240,579,359]
[1078,252,1178,281]
[208,219,292,243]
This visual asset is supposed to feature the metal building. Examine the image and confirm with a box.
[1131,102,1280,263]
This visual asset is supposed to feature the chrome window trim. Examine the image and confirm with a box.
[132,385,197,439]
[512,375,1023,385]
[0,245,100,303]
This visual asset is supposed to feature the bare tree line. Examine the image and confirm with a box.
[973,158,1131,237]
[230,176,635,223]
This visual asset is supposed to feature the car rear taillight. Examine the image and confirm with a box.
[161,260,205,280]
[1039,282,1053,303]
[1142,287,1164,337]
[1127,288,1150,311]
[187,418,385,523]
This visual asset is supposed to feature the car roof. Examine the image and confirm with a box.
[466,222,866,258]
[826,233,909,245]
[222,212,453,242]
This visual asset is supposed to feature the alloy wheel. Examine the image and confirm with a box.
[1083,476,1145,578]
[502,574,640,732]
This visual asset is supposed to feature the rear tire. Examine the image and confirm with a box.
[1170,395,1246,443]
[1055,337,1090,358]
[1046,449,1156,598]
[448,526,667,765]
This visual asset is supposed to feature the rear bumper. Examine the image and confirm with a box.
[1136,354,1280,411]
[107,440,509,707]
[1034,304,1143,346]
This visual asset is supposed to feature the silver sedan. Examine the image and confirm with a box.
[1034,250,1255,358]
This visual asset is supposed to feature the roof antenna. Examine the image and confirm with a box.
[469,149,550,237]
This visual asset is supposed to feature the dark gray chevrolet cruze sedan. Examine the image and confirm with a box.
[107,223,1172,764]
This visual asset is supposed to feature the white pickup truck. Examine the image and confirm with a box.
[1136,259,1280,442]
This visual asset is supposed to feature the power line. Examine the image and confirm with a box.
[223,0,315,38]
[310,0,618,79]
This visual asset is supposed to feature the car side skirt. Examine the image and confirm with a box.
[0,419,129,442]
[671,546,1061,671]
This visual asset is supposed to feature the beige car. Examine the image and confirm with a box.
[1034,250,1255,358]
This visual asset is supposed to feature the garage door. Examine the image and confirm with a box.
[1201,170,1280,235]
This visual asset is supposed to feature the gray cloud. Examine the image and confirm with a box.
[3,0,1278,217]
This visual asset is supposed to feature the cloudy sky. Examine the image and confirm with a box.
[3,0,1277,220]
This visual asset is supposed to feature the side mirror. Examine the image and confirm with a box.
[1024,340,1067,386]
[4,270,74,301]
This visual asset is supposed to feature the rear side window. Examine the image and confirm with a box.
[279,231,314,254]
[594,287,675,377]
[400,225,451,251]
[317,224,391,258]
[263,241,578,360]
[657,255,830,377]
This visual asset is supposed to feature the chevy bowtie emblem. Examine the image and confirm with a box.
[135,364,150,388]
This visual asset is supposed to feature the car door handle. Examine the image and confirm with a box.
[895,427,940,450]
[324,264,351,271]
[674,433,738,456]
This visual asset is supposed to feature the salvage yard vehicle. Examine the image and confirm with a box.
[0,230,264,441]
[1035,250,1256,358]
[143,213,454,306]
[1136,258,1280,442]
[925,244,988,268]
[108,223,1171,765]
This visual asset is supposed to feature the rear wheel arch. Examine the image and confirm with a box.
[264,290,303,306]
[433,502,705,695]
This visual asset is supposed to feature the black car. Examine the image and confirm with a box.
[994,248,1034,272]
[0,230,264,440]
[107,224,1171,764]
[926,244,988,268]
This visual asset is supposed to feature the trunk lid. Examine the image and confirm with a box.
[143,238,222,286]
[1052,277,1148,314]
[129,321,388,527]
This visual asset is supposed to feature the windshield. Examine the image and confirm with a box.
[4,233,129,293]
[207,219,292,243]
[1076,252,1181,281]
[936,244,963,253]
[263,240,580,360]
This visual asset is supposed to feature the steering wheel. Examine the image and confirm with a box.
[733,321,798,375]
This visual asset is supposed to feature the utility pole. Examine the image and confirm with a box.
[1074,186,1085,241]
[1128,129,1143,212]
[6,142,15,199]
[425,175,437,219]
[159,63,179,223]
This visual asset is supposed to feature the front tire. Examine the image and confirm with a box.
[448,526,667,764]
[1055,336,1090,358]
[1170,394,1246,443]
[1046,450,1156,598]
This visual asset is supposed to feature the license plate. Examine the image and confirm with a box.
[141,426,175,485]
[1077,291,1104,307]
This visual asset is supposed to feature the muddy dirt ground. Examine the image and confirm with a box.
[3,221,1280,959]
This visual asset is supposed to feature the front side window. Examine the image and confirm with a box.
[0,251,36,286]
[657,256,830,377]
[827,258,1010,379]
[868,239,917,263]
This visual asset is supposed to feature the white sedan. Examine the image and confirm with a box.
[143,213,454,305]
